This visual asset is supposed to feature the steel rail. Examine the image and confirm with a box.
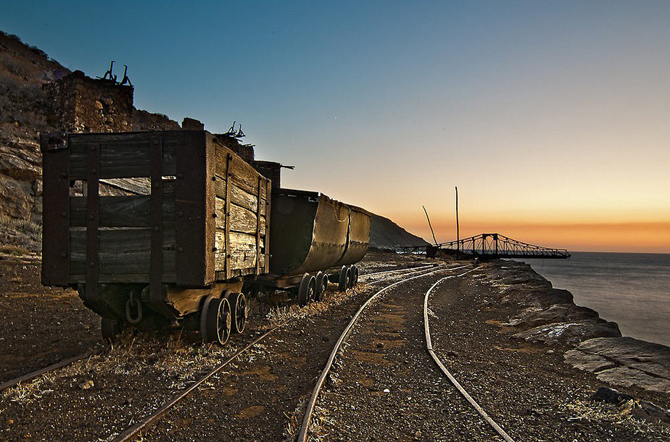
[0,349,99,393]
[423,272,515,442]
[297,264,467,442]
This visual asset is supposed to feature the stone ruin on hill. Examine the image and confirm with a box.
[43,70,135,133]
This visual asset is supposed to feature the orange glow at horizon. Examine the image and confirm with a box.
[394,217,670,254]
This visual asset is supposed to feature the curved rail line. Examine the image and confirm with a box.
[297,264,466,442]
[423,272,515,442]
[0,350,99,393]
[360,263,437,280]
[361,264,442,286]
[114,265,436,441]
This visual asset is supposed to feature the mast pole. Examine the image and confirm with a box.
[455,186,460,253]
[422,205,439,247]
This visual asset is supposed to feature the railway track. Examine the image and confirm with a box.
[0,263,435,441]
[115,264,440,441]
[297,264,515,441]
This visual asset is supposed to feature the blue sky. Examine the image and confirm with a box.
[3,1,670,251]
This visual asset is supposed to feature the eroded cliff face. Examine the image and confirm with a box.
[0,31,180,252]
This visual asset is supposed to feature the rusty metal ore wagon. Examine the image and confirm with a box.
[40,130,371,344]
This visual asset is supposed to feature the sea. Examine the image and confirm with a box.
[514,252,670,348]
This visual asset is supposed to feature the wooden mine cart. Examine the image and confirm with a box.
[41,130,271,344]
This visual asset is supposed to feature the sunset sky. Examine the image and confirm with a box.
[3,1,669,253]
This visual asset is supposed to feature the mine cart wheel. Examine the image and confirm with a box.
[229,292,248,334]
[315,272,328,301]
[203,297,232,345]
[101,317,122,343]
[350,265,359,287]
[338,266,350,292]
[199,294,215,339]
[298,273,316,306]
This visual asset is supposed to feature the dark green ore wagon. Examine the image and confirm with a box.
[40,130,371,344]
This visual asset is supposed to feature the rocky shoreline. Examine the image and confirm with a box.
[478,258,670,425]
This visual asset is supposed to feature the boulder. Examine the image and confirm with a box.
[508,304,599,328]
[565,337,670,394]
[512,319,621,346]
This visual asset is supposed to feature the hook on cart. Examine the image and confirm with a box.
[125,291,143,324]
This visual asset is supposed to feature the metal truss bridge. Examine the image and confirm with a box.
[397,233,570,259]
[438,233,570,259]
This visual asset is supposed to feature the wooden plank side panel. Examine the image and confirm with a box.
[70,192,175,228]
[69,228,176,281]
[68,132,184,179]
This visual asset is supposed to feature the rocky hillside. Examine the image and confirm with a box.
[0,31,68,252]
[0,31,180,252]
[369,214,429,250]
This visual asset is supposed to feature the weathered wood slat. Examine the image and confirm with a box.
[214,145,268,197]
[214,200,265,236]
[214,176,226,199]
[215,197,226,232]
[214,229,226,272]
[69,274,177,284]
[231,203,265,235]
[99,178,152,195]
[229,231,262,269]
[214,230,264,271]
[69,228,176,281]
[69,135,180,179]
[70,194,175,228]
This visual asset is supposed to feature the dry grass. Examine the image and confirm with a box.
[283,395,308,440]
[562,399,670,436]
[265,285,369,327]
[1,331,245,405]
[0,214,42,253]
[2,373,56,405]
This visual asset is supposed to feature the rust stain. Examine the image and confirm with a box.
[222,387,238,396]
[237,405,265,419]
[485,319,516,334]
[372,339,406,349]
[238,365,278,381]
[351,350,392,366]
[292,355,306,368]
[357,374,373,387]
[493,343,542,354]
